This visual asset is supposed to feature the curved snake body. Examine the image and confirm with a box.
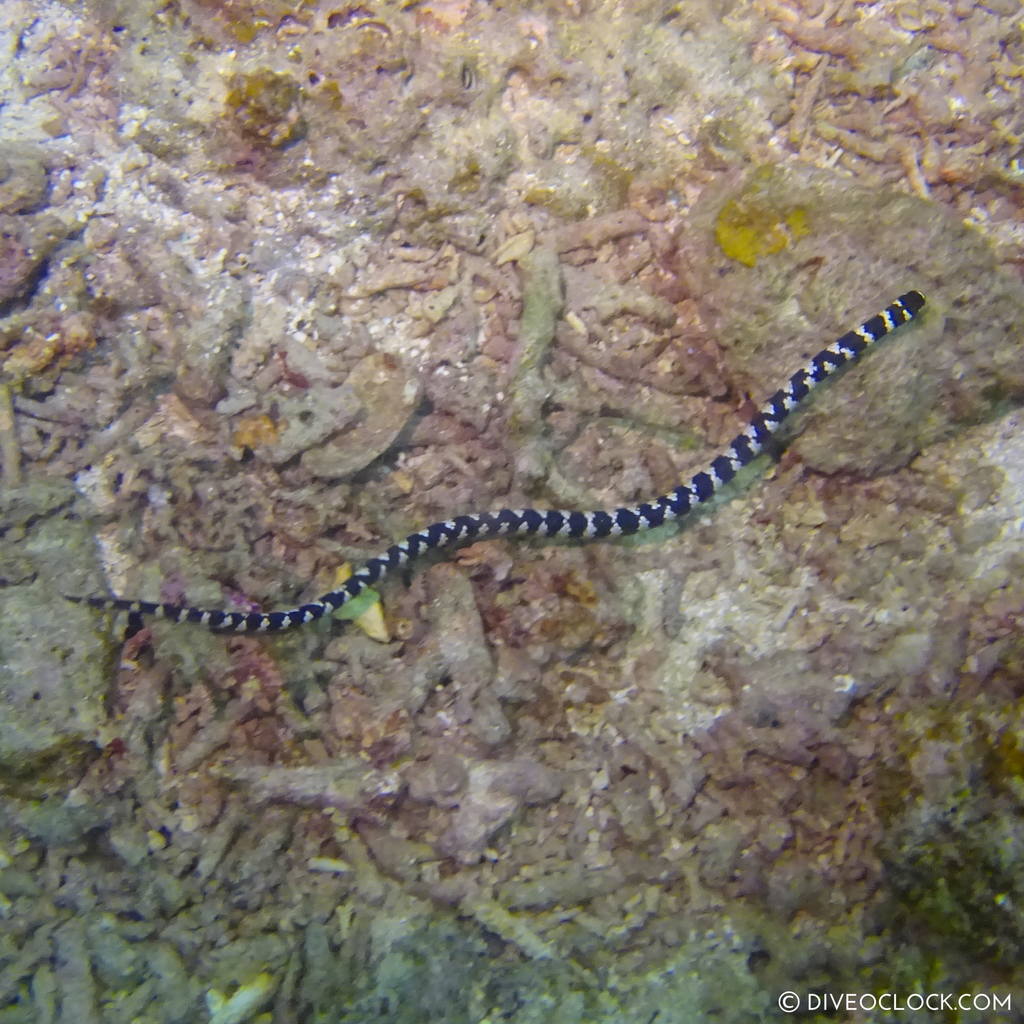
[69,291,926,636]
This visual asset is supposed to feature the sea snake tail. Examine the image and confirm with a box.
[67,290,926,637]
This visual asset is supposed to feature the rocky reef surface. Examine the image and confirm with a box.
[1,1,1023,1021]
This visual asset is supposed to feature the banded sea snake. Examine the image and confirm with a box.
[69,291,925,637]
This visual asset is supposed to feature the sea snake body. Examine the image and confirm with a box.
[69,291,925,637]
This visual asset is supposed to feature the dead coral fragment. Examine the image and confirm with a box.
[217,760,402,814]
[0,214,59,306]
[299,352,421,479]
[2,312,96,382]
[206,972,275,1024]
[134,393,211,449]
[430,757,564,864]
[0,382,20,486]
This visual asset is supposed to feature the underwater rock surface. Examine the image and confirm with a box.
[0,0,1022,1020]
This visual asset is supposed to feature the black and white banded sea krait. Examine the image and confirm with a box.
[69,290,926,637]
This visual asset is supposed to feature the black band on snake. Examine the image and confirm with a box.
[68,291,926,637]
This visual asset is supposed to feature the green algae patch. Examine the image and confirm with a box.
[873,698,1024,974]
[715,191,809,267]
[224,69,306,149]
